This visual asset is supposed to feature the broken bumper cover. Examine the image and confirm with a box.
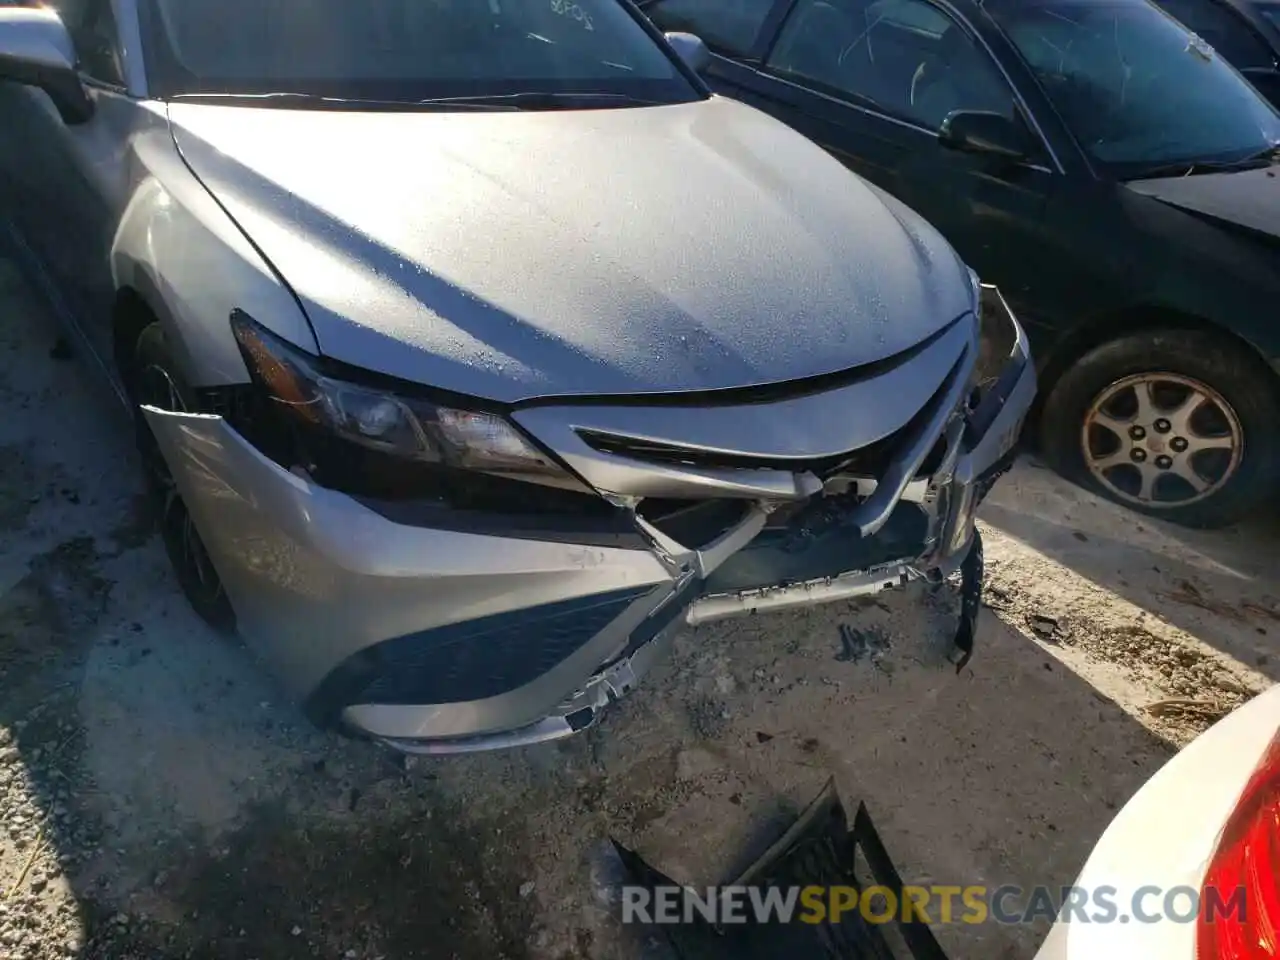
[613,778,953,959]
[143,293,1034,755]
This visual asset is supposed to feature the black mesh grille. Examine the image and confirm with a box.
[351,586,654,706]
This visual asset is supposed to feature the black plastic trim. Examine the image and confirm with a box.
[613,778,952,959]
[304,585,657,726]
[964,348,1028,443]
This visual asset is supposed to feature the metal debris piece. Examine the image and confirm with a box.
[1027,613,1060,641]
[836,623,890,664]
[950,531,983,672]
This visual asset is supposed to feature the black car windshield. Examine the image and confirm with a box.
[987,0,1280,176]
[139,0,699,106]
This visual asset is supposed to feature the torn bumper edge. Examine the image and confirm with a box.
[140,303,1034,754]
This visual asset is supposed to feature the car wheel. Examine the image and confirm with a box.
[130,322,237,631]
[1039,329,1280,529]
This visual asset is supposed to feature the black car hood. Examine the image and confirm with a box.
[1125,165,1280,243]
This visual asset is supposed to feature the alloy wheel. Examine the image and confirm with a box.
[1081,373,1243,509]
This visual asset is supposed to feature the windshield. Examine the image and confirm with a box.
[138,0,699,105]
[986,0,1280,176]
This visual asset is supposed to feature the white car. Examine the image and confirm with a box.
[1034,682,1280,959]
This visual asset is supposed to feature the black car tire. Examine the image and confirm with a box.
[130,321,237,632]
[1039,328,1280,529]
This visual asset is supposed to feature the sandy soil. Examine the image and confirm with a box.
[0,254,1276,960]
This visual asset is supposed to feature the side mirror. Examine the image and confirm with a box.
[0,6,94,124]
[664,31,711,74]
[938,110,1028,161]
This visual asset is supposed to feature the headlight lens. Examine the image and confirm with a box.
[230,311,566,481]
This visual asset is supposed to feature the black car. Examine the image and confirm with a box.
[1149,0,1280,106]
[643,0,1280,527]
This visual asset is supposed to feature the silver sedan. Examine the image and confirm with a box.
[0,0,1034,753]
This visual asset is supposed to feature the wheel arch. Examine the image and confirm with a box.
[1030,304,1280,429]
[112,282,164,396]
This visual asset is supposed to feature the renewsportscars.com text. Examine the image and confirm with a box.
[621,884,1247,926]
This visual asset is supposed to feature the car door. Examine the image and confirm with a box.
[11,0,136,363]
[1150,0,1280,105]
[779,0,1078,317]
[647,0,1063,321]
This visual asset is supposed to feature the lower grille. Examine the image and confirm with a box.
[613,780,951,959]
[305,586,654,724]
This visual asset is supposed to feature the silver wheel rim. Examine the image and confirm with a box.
[1082,373,1243,509]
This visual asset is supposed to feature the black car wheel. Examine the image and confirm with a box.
[1040,329,1280,529]
[130,322,237,631]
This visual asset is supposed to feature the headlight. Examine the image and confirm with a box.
[229,311,572,485]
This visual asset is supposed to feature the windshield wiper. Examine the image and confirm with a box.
[1233,142,1280,165]
[168,92,517,111]
[409,91,667,110]
[1130,143,1280,180]
[169,90,668,111]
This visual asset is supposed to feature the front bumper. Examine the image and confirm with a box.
[144,291,1035,754]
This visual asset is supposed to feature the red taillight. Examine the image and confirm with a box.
[1197,728,1280,959]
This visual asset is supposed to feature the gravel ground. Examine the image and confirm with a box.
[0,252,1276,960]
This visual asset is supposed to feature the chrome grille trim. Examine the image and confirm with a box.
[511,317,976,503]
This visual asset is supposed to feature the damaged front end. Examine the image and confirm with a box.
[142,286,1033,755]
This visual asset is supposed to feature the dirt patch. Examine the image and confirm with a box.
[0,537,112,691]
[82,791,538,960]
[982,534,1270,745]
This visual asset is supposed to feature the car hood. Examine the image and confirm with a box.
[168,97,971,402]
[1125,165,1280,244]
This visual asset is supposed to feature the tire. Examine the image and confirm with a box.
[129,322,237,632]
[1039,328,1280,529]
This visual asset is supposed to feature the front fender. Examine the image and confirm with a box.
[110,122,316,386]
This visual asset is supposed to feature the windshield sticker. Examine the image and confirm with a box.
[551,0,595,31]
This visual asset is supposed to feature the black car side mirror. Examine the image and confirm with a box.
[938,110,1028,161]
[0,6,94,125]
